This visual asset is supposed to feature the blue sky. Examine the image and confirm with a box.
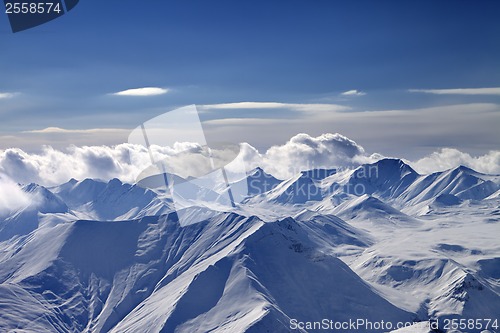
[0,1,499,158]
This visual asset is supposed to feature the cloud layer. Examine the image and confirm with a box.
[409,87,500,95]
[1,133,499,190]
[200,102,348,112]
[3,102,499,163]
[410,148,500,175]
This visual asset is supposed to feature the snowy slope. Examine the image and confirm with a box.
[226,167,282,202]
[0,211,415,333]
[342,197,500,329]
[53,178,163,221]
[399,166,499,204]
[330,194,420,228]
[51,178,107,208]
[0,183,69,242]
[256,171,323,204]
[345,159,420,199]
[0,162,499,333]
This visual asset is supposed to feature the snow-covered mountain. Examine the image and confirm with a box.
[229,167,282,201]
[0,183,69,242]
[51,178,160,220]
[0,161,499,332]
[255,170,323,204]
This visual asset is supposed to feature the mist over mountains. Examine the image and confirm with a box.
[0,153,499,332]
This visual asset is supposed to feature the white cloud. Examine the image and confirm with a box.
[1,128,499,187]
[9,102,498,162]
[112,87,169,96]
[0,174,34,216]
[0,92,17,99]
[203,118,284,126]
[0,133,372,185]
[0,145,144,186]
[0,143,235,186]
[201,102,349,112]
[341,89,366,96]
[23,127,129,134]
[202,102,500,162]
[408,87,500,95]
[409,148,500,175]
[261,133,367,178]
[203,102,286,109]
[291,104,350,112]
[1,127,130,151]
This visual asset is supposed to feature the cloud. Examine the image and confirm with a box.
[408,87,500,95]
[409,148,500,175]
[202,102,500,162]
[203,102,286,109]
[0,145,153,186]
[203,118,284,126]
[0,143,230,186]
[1,128,130,151]
[1,132,499,187]
[200,101,350,129]
[261,133,367,178]
[200,102,349,112]
[23,127,129,134]
[112,87,169,96]
[8,101,498,162]
[0,174,34,216]
[0,92,17,99]
[0,133,372,185]
[341,89,366,96]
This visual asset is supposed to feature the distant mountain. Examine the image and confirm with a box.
[300,168,337,180]
[345,158,419,198]
[224,167,282,202]
[327,160,500,215]
[87,178,159,220]
[401,165,499,204]
[294,210,371,247]
[23,183,69,214]
[51,178,107,208]
[0,183,68,241]
[53,178,160,220]
[331,194,418,225]
[260,171,324,204]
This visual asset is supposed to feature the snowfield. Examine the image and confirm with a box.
[0,158,499,332]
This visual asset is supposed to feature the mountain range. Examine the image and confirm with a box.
[0,158,499,332]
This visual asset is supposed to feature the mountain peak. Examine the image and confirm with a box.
[266,172,323,204]
[22,182,39,193]
[108,178,123,186]
[452,165,478,174]
[345,158,419,198]
[21,183,68,214]
[375,158,415,171]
